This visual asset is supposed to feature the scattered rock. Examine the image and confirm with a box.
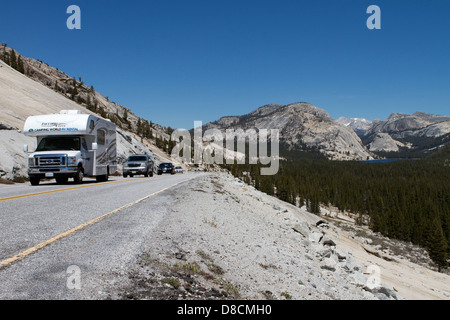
[316,220,329,229]
[0,122,17,130]
[364,285,399,300]
[321,235,336,247]
[333,248,347,262]
[175,252,185,260]
[309,231,323,243]
[292,222,310,238]
[321,258,337,272]
[362,244,398,263]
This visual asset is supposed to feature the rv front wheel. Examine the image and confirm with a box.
[74,166,83,184]
[30,177,40,186]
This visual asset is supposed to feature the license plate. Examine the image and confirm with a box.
[45,172,54,178]
[132,171,137,174]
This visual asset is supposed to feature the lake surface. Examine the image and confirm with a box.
[361,158,419,163]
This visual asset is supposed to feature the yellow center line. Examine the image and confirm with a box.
[0,176,195,269]
[0,178,143,202]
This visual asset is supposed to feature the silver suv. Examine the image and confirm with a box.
[123,154,154,178]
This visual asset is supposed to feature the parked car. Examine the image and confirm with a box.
[157,162,175,175]
[175,166,183,174]
[123,154,153,178]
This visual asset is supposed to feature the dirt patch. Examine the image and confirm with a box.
[119,250,239,300]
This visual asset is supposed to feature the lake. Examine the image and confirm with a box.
[361,158,419,163]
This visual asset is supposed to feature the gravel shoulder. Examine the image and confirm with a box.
[116,172,448,300]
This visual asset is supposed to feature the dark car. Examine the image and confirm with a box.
[123,154,154,178]
[157,162,175,175]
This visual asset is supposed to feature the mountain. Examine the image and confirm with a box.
[203,102,373,161]
[335,117,372,137]
[362,111,450,156]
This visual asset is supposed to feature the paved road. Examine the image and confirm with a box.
[0,172,203,299]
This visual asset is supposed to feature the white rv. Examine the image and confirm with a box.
[23,110,117,185]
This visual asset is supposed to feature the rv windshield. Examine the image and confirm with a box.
[36,137,81,152]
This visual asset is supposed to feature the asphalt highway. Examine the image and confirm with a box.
[0,172,202,299]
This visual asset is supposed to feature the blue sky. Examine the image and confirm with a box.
[1,0,449,129]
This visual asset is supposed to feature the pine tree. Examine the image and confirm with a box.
[427,219,448,271]
[136,118,142,136]
[4,54,10,66]
[10,50,17,70]
[17,55,24,74]
[149,121,154,139]
[123,109,128,122]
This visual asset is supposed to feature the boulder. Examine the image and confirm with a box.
[320,258,337,272]
[292,222,310,238]
[309,231,323,243]
[333,248,347,262]
[321,235,336,247]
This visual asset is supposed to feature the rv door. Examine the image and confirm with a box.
[82,138,95,176]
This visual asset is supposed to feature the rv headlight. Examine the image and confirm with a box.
[68,156,77,165]
[28,157,35,167]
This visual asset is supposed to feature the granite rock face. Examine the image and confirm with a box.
[363,112,450,153]
[204,102,373,161]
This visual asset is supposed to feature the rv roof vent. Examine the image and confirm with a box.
[60,110,82,115]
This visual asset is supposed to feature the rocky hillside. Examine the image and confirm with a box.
[362,112,450,155]
[204,103,373,161]
[0,44,172,140]
[0,45,178,180]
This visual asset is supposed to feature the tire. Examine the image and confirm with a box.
[97,168,109,183]
[30,177,40,186]
[123,173,128,178]
[73,166,83,184]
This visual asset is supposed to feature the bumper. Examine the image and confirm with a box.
[28,166,78,179]
[123,167,148,175]
[158,170,174,174]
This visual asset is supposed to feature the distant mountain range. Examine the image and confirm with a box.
[203,103,373,161]
[336,113,450,156]
[361,112,450,157]
[335,117,372,137]
[204,104,450,161]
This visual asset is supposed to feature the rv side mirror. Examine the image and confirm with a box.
[23,144,28,153]
[92,143,98,151]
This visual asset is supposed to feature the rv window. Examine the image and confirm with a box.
[97,130,105,145]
